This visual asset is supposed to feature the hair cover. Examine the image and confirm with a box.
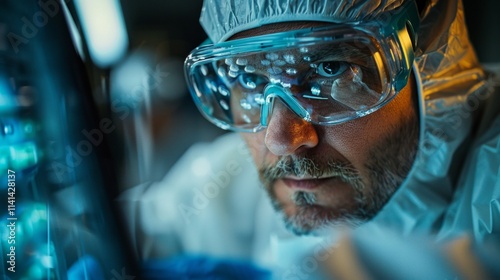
[200,0,406,43]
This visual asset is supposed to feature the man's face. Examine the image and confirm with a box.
[234,23,420,235]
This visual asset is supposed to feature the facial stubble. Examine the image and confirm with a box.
[259,114,419,235]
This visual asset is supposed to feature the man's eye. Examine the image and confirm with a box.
[317,61,349,78]
[238,73,267,89]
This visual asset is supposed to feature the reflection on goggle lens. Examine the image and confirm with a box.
[186,0,419,132]
[195,42,387,129]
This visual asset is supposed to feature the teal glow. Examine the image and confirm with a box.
[0,79,16,111]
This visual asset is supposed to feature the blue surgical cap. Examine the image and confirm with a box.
[200,0,406,43]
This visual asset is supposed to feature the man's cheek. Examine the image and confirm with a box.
[239,132,267,162]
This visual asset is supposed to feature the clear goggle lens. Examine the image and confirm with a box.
[185,2,418,132]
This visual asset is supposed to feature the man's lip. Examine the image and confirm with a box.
[281,177,335,190]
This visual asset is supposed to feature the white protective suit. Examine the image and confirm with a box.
[119,0,500,274]
[119,133,282,268]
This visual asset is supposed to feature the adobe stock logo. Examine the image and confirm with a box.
[7,0,64,53]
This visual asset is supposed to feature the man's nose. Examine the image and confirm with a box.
[264,99,319,156]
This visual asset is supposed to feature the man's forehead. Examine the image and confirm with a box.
[229,22,330,41]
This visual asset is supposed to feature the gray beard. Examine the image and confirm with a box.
[259,114,419,236]
[291,191,317,206]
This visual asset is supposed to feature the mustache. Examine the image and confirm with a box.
[260,156,363,189]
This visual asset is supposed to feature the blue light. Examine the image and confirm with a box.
[0,79,16,112]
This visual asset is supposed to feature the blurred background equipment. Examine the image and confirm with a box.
[0,0,137,278]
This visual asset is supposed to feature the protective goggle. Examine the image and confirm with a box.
[184,1,420,132]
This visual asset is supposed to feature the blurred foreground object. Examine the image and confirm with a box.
[0,0,137,278]
[318,229,500,280]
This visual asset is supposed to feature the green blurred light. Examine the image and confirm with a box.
[9,141,39,170]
